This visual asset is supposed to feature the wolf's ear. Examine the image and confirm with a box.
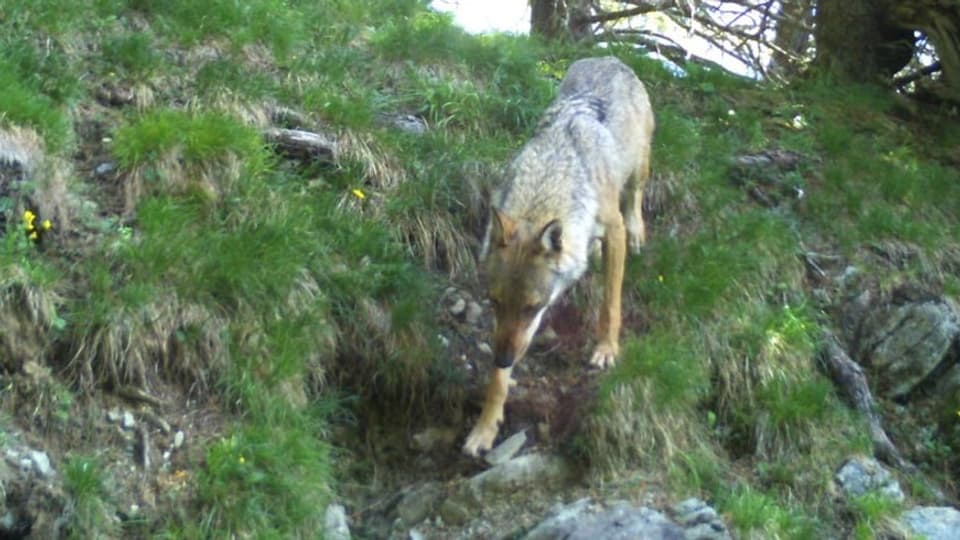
[490,208,518,247]
[538,219,563,255]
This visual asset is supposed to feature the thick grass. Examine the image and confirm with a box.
[5,0,959,537]
[63,456,116,539]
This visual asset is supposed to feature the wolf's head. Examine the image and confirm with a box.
[480,209,580,369]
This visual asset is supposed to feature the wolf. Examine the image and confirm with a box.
[463,56,655,457]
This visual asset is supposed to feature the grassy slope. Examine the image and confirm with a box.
[1,0,959,537]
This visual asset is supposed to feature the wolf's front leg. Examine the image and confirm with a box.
[590,213,626,368]
[463,367,512,456]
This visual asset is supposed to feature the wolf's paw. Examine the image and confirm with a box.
[589,342,619,369]
[463,421,499,457]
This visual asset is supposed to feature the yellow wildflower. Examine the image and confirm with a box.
[29,231,38,240]
[658,275,664,283]
[23,210,36,228]
[42,219,52,230]
[351,188,366,200]
[239,455,246,464]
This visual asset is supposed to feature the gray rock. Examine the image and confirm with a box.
[449,298,466,316]
[525,499,685,540]
[465,302,483,325]
[107,408,123,423]
[900,506,960,540]
[323,504,351,540]
[173,430,185,449]
[467,454,570,498]
[477,342,493,356]
[672,498,731,540]
[484,430,527,466]
[28,451,53,478]
[835,456,904,502]
[390,114,428,135]
[407,529,425,540]
[122,411,136,430]
[396,482,443,526]
[94,162,117,176]
[858,296,960,398]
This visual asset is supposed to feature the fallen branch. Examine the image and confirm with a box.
[817,332,914,472]
[263,127,337,164]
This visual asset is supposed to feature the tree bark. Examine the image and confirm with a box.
[769,0,814,77]
[530,0,567,40]
[815,0,916,81]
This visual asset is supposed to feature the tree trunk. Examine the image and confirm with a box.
[530,0,566,40]
[815,0,916,81]
[769,0,814,77]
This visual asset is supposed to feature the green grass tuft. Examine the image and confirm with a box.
[64,456,116,539]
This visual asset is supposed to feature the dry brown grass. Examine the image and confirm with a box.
[584,382,712,475]
[68,291,229,392]
[0,267,61,373]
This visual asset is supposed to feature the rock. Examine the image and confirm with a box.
[407,529,425,540]
[323,504,351,540]
[900,506,960,540]
[467,454,570,498]
[122,411,136,430]
[386,114,428,135]
[107,408,123,423]
[28,451,53,478]
[484,430,527,466]
[94,162,117,177]
[465,302,483,325]
[173,430,185,449]
[834,456,904,502]
[449,298,466,316]
[855,295,960,398]
[671,498,731,540]
[411,427,457,452]
[477,342,493,356]
[396,482,443,526]
[524,499,685,540]
[437,498,471,526]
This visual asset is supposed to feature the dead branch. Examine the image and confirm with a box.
[263,127,338,163]
[893,61,944,87]
[817,333,914,472]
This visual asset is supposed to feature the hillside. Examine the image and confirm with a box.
[2,1,960,538]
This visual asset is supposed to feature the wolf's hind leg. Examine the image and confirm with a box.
[623,159,649,255]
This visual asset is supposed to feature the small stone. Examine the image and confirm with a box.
[449,298,466,316]
[438,334,450,348]
[477,342,493,356]
[465,302,483,325]
[484,431,527,466]
[438,499,471,526]
[122,411,136,430]
[468,454,570,498]
[94,162,117,176]
[835,456,904,502]
[29,450,53,478]
[407,529,425,540]
[323,504,351,540]
[173,430,185,449]
[107,408,123,423]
